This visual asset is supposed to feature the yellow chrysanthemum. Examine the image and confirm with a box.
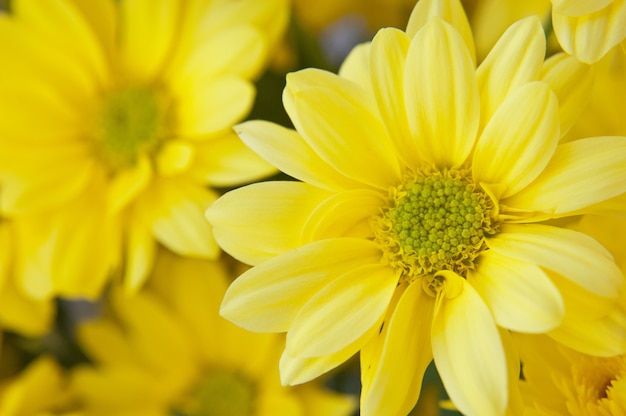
[0,0,287,299]
[206,0,626,414]
[71,249,356,416]
[516,333,626,416]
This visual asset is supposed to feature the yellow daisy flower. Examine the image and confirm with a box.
[206,0,626,414]
[71,249,356,416]
[516,333,626,415]
[0,0,287,298]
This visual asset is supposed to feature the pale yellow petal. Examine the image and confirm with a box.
[119,0,179,82]
[284,68,401,189]
[553,0,626,63]
[337,42,372,94]
[175,76,254,138]
[504,136,626,214]
[122,212,156,293]
[189,130,276,187]
[235,121,362,191]
[540,52,594,137]
[476,16,546,128]
[473,82,559,198]
[404,18,479,168]
[469,251,564,333]
[107,156,152,214]
[286,263,396,357]
[220,238,382,333]
[205,182,332,265]
[431,274,507,416]
[369,28,418,167]
[361,281,435,416]
[552,0,612,15]
[301,189,384,242]
[486,223,623,298]
[155,141,194,177]
[405,0,476,63]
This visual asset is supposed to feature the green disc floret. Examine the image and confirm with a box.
[96,86,164,169]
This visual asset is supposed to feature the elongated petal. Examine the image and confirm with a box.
[123,211,156,293]
[469,251,564,333]
[369,28,417,167]
[235,121,363,191]
[220,238,382,333]
[476,16,545,127]
[108,156,152,214]
[405,0,476,63]
[405,19,479,168]
[552,0,612,15]
[338,42,372,94]
[487,223,623,298]
[361,281,435,416]
[473,82,559,198]
[206,182,332,265]
[553,0,626,64]
[301,189,384,242]
[284,69,401,189]
[504,136,626,214]
[287,263,396,357]
[432,274,507,416]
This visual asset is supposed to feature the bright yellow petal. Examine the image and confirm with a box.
[431,274,507,416]
[189,131,276,187]
[107,155,152,214]
[337,42,372,94]
[487,223,623,298]
[469,251,564,333]
[301,189,384,242]
[220,238,382,333]
[0,278,54,336]
[284,68,401,189]
[77,320,136,366]
[504,136,626,215]
[235,121,362,191]
[67,0,116,61]
[123,212,156,293]
[286,263,396,357]
[540,53,594,137]
[405,0,476,64]
[552,0,612,15]
[175,76,254,138]
[205,182,332,265]
[155,140,194,177]
[473,82,559,198]
[553,0,626,63]
[476,16,546,129]
[369,28,417,167]
[404,18,479,168]
[361,281,435,416]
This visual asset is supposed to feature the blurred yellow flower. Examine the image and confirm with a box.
[71,249,356,416]
[0,0,288,299]
[206,0,626,414]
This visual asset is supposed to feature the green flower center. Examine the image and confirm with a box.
[376,170,498,281]
[179,369,256,416]
[96,86,165,169]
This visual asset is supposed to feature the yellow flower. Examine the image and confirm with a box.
[206,0,626,414]
[0,0,288,299]
[516,333,626,415]
[71,249,356,416]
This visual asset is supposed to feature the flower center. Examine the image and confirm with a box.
[179,369,256,416]
[376,169,498,283]
[95,86,165,169]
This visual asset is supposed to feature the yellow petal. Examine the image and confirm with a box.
[0,278,54,336]
[301,189,385,242]
[175,75,254,138]
[77,320,135,366]
[504,136,626,214]
[235,120,362,191]
[540,52,594,137]
[405,0,476,64]
[155,141,194,177]
[205,181,332,265]
[122,214,156,294]
[476,16,546,128]
[286,263,396,357]
[431,274,507,416]
[284,69,401,189]
[361,281,435,416]
[220,238,382,333]
[473,82,559,198]
[369,28,418,167]
[552,0,612,15]
[338,42,372,94]
[487,223,623,298]
[107,155,152,214]
[469,250,564,333]
[404,18,479,168]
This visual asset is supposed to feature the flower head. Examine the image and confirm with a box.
[207,0,626,414]
[0,0,288,298]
